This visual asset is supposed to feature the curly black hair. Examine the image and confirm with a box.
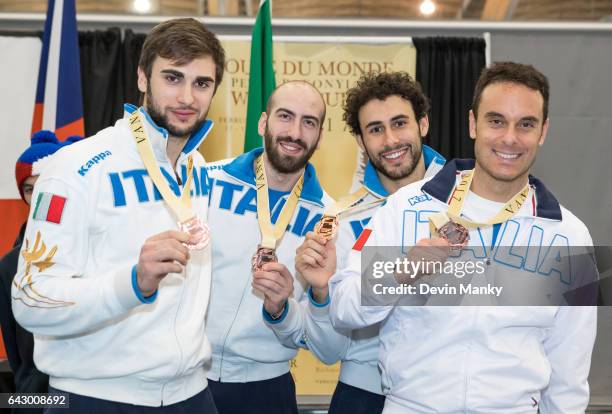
[343,72,430,137]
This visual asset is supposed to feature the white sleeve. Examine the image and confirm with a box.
[263,289,350,365]
[539,306,597,413]
[329,198,400,330]
[539,226,597,412]
[12,177,147,337]
[262,220,362,364]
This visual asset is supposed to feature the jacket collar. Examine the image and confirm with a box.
[223,147,325,207]
[123,104,214,162]
[421,158,562,220]
[363,144,446,199]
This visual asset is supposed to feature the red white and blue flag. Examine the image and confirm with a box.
[31,0,84,141]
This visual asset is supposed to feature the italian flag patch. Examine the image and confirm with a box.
[32,193,67,224]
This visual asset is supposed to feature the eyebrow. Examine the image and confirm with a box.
[484,111,540,123]
[161,69,184,78]
[276,107,321,125]
[364,114,409,130]
[160,69,215,84]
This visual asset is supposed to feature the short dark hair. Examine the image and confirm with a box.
[343,72,430,136]
[138,18,226,90]
[472,61,550,120]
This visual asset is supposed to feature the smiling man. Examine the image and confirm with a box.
[264,72,445,414]
[329,62,596,413]
[12,18,224,413]
[204,81,346,414]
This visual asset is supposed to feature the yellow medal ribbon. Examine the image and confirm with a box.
[254,154,304,249]
[429,169,530,235]
[323,186,385,220]
[129,109,195,222]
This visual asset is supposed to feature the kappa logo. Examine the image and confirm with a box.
[78,150,112,176]
[408,193,431,206]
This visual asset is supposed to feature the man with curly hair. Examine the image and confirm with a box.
[265,72,445,414]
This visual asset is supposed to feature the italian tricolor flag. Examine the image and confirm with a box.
[32,192,66,224]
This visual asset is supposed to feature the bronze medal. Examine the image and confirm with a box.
[437,220,469,250]
[251,245,278,272]
[314,215,338,241]
[178,215,210,250]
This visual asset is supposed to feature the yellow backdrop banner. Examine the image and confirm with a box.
[201,39,416,199]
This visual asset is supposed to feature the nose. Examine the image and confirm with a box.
[382,127,401,147]
[178,84,195,106]
[501,125,519,146]
[286,119,301,140]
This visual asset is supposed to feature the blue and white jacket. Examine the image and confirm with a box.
[12,105,215,406]
[330,159,596,413]
[267,145,445,395]
[205,148,347,382]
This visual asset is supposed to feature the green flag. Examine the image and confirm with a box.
[244,0,276,153]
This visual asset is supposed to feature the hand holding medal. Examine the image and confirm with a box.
[295,232,337,291]
[178,215,210,251]
[251,246,278,272]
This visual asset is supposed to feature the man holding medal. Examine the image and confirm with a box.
[267,72,445,414]
[204,80,347,414]
[328,62,597,413]
[12,18,224,412]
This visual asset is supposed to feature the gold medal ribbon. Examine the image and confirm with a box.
[429,169,530,235]
[255,154,304,249]
[323,186,386,222]
[129,109,195,222]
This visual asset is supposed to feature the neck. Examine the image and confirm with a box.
[262,154,304,192]
[166,135,188,168]
[378,156,426,195]
[470,163,529,203]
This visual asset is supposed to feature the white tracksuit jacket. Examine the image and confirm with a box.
[329,158,597,413]
[205,148,348,382]
[266,145,445,395]
[12,105,215,406]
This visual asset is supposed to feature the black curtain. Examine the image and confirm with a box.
[414,37,486,160]
[79,28,145,137]
[121,30,147,109]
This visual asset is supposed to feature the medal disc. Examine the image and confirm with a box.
[251,246,278,272]
[179,216,210,250]
[438,220,469,250]
[314,215,338,240]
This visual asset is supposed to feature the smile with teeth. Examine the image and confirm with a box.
[493,149,521,160]
[279,141,303,154]
[382,147,408,160]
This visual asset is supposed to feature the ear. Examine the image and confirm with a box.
[468,109,477,140]
[257,112,268,136]
[539,118,549,146]
[418,115,430,138]
[137,67,147,95]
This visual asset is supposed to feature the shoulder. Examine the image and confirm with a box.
[43,126,119,182]
[558,204,593,244]
[205,157,236,179]
[386,176,439,209]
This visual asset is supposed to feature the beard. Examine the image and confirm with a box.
[145,84,207,139]
[365,132,423,181]
[264,127,319,174]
